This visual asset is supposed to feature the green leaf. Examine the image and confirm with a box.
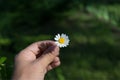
[0,57,7,65]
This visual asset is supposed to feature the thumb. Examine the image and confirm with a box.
[37,45,59,67]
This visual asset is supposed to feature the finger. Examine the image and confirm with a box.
[47,61,61,71]
[53,57,60,63]
[20,40,56,56]
[17,40,57,63]
[36,44,59,67]
[47,57,61,71]
[36,41,57,58]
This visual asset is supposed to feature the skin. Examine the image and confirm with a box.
[12,40,60,80]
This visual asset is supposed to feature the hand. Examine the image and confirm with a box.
[12,40,60,80]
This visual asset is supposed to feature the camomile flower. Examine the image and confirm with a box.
[54,33,70,48]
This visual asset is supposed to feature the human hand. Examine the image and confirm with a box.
[12,40,60,80]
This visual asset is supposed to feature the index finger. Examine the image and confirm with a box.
[22,40,57,56]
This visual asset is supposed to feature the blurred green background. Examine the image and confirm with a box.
[0,0,120,80]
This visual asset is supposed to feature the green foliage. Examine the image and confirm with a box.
[0,57,6,65]
[86,5,120,26]
[0,56,6,71]
[0,57,7,79]
[0,0,120,80]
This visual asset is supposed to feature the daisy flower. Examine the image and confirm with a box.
[54,33,70,48]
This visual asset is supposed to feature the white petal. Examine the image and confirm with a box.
[54,34,61,41]
[54,37,59,40]
[61,33,66,37]
[57,34,60,39]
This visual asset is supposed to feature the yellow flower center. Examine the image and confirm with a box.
[58,37,65,44]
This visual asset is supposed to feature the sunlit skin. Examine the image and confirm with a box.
[12,41,60,80]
